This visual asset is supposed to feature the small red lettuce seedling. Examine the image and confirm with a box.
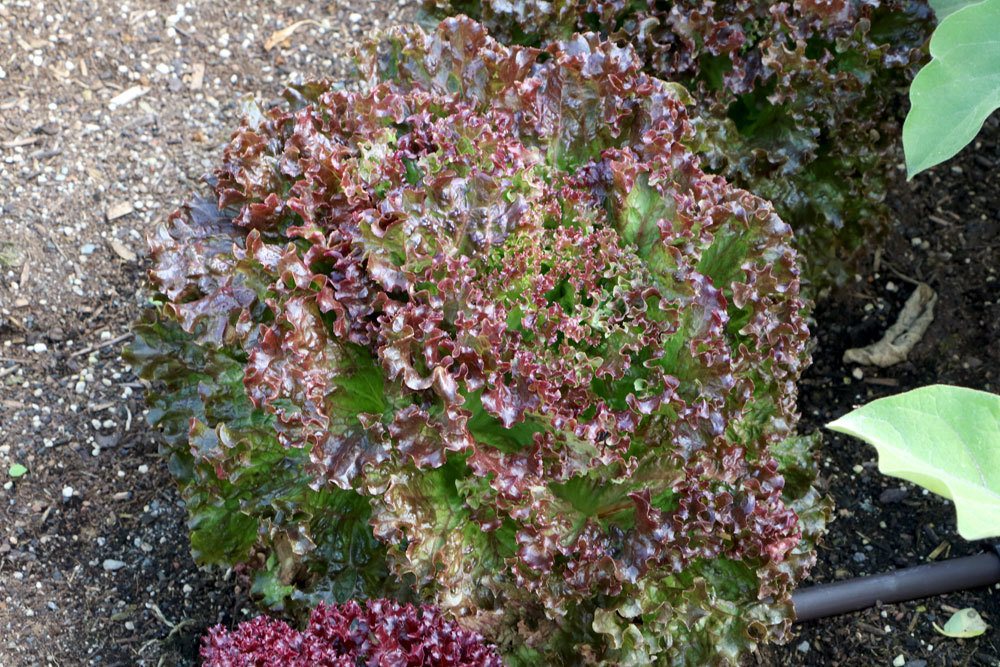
[201,599,503,666]
[421,0,935,286]
[128,17,826,665]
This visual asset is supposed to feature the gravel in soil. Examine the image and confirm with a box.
[1,2,997,666]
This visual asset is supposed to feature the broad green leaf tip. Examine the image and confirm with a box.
[8,463,28,478]
[904,0,1000,179]
[828,385,1000,540]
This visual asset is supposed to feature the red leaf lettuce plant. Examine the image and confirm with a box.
[421,0,934,286]
[128,17,827,665]
[201,599,503,666]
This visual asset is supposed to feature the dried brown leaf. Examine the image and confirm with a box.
[189,63,205,90]
[843,283,938,367]
[108,85,150,110]
[106,201,134,221]
[264,20,320,51]
[109,239,137,262]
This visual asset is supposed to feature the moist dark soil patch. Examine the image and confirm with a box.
[762,118,1000,667]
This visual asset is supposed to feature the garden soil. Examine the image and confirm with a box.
[0,2,996,665]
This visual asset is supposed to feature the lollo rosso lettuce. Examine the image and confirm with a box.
[201,599,503,666]
[421,0,934,286]
[127,17,828,666]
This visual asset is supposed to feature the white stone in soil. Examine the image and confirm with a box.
[102,559,127,571]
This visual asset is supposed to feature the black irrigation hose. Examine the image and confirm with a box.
[792,544,1000,623]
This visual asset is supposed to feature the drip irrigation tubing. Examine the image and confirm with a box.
[792,544,1000,623]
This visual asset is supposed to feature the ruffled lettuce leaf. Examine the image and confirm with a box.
[421,0,935,287]
[129,18,823,666]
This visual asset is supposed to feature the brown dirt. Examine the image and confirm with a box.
[0,2,997,666]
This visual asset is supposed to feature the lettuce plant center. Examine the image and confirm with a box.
[128,17,828,666]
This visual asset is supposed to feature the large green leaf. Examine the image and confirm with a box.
[828,385,1000,540]
[929,0,984,19]
[904,0,1000,177]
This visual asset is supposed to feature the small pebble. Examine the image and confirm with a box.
[80,243,97,255]
[138,464,149,474]
[796,640,810,653]
[893,655,905,667]
[102,559,126,571]
[61,485,74,499]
